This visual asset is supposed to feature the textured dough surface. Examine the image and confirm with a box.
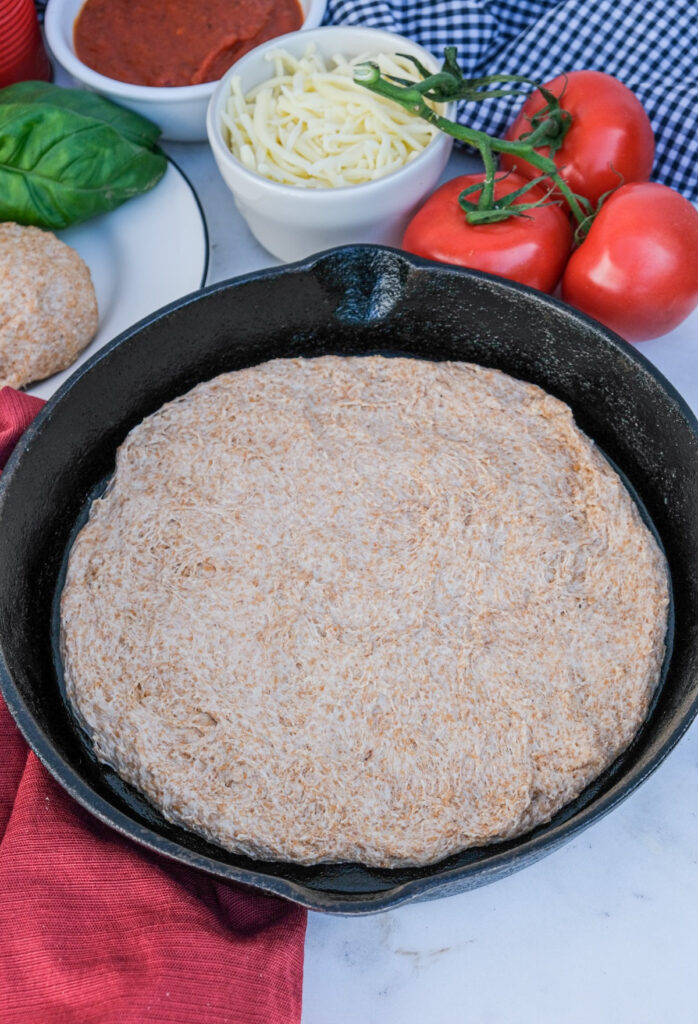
[0,222,98,390]
[60,356,669,867]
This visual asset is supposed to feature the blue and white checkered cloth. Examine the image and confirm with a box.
[324,0,698,200]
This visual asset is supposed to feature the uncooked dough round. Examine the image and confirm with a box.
[60,356,669,867]
[0,222,98,390]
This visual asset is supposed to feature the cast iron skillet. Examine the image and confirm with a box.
[1,246,697,914]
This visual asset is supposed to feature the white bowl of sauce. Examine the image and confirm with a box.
[45,0,327,141]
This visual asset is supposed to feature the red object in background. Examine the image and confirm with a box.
[0,386,307,1024]
[562,182,698,343]
[0,386,43,467]
[0,0,51,87]
[73,0,304,87]
[500,71,655,208]
[403,172,573,294]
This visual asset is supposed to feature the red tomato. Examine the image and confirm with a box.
[402,172,572,293]
[500,71,655,206]
[562,182,698,342]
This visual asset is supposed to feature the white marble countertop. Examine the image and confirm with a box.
[158,140,698,1024]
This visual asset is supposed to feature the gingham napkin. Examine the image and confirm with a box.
[324,0,698,200]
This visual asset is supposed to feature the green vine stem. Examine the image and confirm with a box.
[479,143,497,212]
[354,54,592,231]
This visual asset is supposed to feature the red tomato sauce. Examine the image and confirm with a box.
[73,0,304,87]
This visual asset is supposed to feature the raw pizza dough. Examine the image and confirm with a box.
[0,222,98,390]
[60,356,669,867]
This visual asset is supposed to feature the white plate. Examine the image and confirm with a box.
[29,158,208,401]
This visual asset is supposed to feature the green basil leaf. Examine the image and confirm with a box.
[0,80,162,149]
[0,103,167,229]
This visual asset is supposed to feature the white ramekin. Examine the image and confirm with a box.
[44,0,328,142]
[206,26,455,261]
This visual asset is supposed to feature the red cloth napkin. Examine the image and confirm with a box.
[0,387,307,1024]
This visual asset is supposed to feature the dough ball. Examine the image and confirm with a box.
[0,222,98,390]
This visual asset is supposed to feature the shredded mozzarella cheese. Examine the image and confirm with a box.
[221,46,440,188]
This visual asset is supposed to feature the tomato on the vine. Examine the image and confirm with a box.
[402,172,572,293]
[562,182,698,342]
[500,71,655,206]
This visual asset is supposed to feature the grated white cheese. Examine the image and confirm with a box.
[221,46,440,188]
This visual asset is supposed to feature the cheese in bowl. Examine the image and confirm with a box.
[221,46,440,188]
[206,26,454,259]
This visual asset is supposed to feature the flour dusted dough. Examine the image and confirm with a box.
[0,223,98,390]
[60,356,669,867]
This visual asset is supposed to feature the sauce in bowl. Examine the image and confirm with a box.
[73,0,304,87]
